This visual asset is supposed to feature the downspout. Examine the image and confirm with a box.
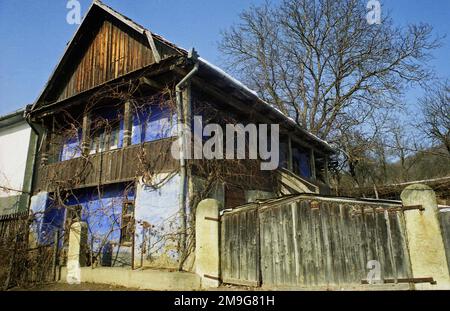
[176,59,199,266]
[24,107,41,210]
[22,108,41,279]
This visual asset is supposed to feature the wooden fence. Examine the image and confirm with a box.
[220,195,413,288]
[1,212,59,290]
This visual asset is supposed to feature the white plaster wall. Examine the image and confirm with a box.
[134,173,181,268]
[0,122,31,197]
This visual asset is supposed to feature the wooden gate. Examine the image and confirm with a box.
[220,195,413,288]
[220,205,260,286]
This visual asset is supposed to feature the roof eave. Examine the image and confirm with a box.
[197,58,335,153]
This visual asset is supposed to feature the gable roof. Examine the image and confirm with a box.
[31,0,333,153]
[32,0,186,110]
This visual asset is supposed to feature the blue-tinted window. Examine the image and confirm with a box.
[89,109,123,154]
[40,203,65,245]
[62,184,135,255]
[132,105,176,144]
[60,128,82,161]
[292,147,311,178]
[279,142,289,169]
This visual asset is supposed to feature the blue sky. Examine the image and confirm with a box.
[0,0,449,116]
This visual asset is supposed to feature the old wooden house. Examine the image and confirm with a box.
[26,1,333,271]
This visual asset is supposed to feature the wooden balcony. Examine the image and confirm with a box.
[35,138,178,192]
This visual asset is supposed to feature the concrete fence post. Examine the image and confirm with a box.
[400,184,450,290]
[195,199,220,288]
[67,221,88,284]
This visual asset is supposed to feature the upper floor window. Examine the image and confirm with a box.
[60,128,82,161]
[90,109,123,154]
[279,141,289,169]
[131,104,176,145]
[292,144,311,178]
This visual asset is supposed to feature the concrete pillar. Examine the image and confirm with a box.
[400,184,450,290]
[195,199,220,288]
[67,222,88,284]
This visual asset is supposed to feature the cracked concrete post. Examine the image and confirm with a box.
[195,199,220,288]
[67,221,88,284]
[400,184,450,290]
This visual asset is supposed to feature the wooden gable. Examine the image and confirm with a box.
[34,1,184,108]
[56,18,154,102]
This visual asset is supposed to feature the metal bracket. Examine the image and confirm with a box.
[204,216,220,222]
[351,204,425,216]
[361,277,436,285]
[402,205,425,212]
[204,274,220,281]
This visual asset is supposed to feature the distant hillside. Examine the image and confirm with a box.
[336,145,450,202]
[386,146,450,182]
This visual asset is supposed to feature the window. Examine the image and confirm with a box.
[120,201,134,245]
[279,142,289,169]
[292,145,311,178]
[89,110,123,154]
[131,105,176,145]
[60,129,82,161]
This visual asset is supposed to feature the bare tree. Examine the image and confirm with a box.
[220,0,440,141]
[389,125,419,182]
[420,81,450,154]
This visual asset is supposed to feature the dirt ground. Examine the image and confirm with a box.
[8,282,255,291]
[8,281,406,291]
[9,282,146,291]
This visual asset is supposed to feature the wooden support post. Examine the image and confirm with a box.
[40,130,49,166]
[310,149,316,181]
[52,229,60,281]
[287,135,293,171]
[145,30,161,63]
[81,112,91,156]
[123,101,132,147]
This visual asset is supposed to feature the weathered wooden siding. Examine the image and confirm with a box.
[57,19,154,101]
[439,210,450,273]
[221,206,260,286]
[0,212,28,287]
[36,138,177,192]
[220,198,412,288]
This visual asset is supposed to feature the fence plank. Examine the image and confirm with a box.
[220,197,412,289]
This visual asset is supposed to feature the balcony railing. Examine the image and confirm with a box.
[35,138,178,192]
